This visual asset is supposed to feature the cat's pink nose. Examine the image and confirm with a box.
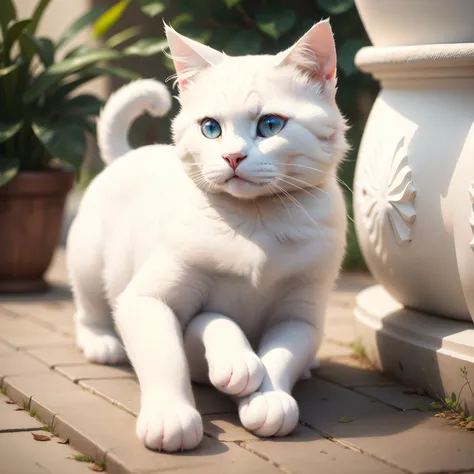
[222,153,247,170]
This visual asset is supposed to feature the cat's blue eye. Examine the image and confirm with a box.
[201,118,222,139]
[257,115,287,138]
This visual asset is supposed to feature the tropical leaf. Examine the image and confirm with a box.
[124,38,167,56]
[4,20,32,60]
[0,156,20,187]
[95,65,140,80]
[93,0,131,39]
[255,9,296,39]
[49,65,139,102]
[316,0,354,15]
[21,34,55,67]
[106,26,142,48]
[140,0,168,17]
[32,119,86,169]
[337,39,368,76]
[0,122,22,143]
[0,64,19,79]
[225,30,261,55]
[64,45,96,59]
[80,118,96,135]
[56,6,106,49]
[224,0,242,7]
[0,0,17,39]
[24,49,121,103]
[57,94,104,118]
[26,0,51,35]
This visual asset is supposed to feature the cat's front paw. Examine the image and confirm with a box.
[209,350,264,397]
[137,401,203,452]
[238,390,299,437]
[76,323,127,365]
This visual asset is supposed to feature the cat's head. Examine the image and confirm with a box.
[167,20,348,200]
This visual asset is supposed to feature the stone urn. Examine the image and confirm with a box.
[353,0,474,412]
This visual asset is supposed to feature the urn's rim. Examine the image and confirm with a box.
[356,43,474,80]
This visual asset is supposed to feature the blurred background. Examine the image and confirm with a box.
[18,0,378,270]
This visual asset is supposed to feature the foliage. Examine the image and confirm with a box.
[420,366,474,428]
[0,0,166,187]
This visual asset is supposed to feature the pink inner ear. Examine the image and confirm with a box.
[164,25,224,91]
[281,20,337,84]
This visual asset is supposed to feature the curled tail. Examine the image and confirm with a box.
[97,79,172,165]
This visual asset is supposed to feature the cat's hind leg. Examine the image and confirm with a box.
[185,313,264,398]
[67,217,127,365]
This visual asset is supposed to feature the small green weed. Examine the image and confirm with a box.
[1,386,6,395]
[29,409,37,418]
[349,339,369,363]
[40,426,50,432]
[73,455,95,463]
[426,367,474,429]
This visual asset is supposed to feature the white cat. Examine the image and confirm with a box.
[67,20,348,452]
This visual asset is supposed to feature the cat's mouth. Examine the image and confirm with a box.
[225,175,250,184]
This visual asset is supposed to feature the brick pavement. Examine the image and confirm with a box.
[1,251,473,474]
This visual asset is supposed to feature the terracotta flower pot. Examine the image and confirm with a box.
[0,168,74,293]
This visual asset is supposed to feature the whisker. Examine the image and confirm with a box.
[276,175,324,201]
[265,183,292,221]
[272,162,354,196]
[277,174,355,225]
[272,183,323,236]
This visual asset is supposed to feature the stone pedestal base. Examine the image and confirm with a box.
[355,285,474,414]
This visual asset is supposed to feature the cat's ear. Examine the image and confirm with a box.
[278,19,337,85]
[164,24,224,91]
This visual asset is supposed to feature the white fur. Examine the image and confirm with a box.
[67,20,348,452]
[97,79,172,165]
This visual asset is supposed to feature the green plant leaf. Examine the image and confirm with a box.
[95,65,141,80]
[24,49,121,103]
[32,119,86,169]
[337,416,354,423]
[26,0,51,35]
[106,26,142,48]
[124,38,167,56]
[64,45,96,59]
[80,118,96,135]
[337,39,368,76]
[58,94,104,118]
[21,34,55,67]
[414,402,431,412]
[56,6,106,49]
[170,13,193,30]
[0,0,17,38]
[0,156,19,187]
[451,392,457,402]
[316,0,354,15]
[255,9,296,40]
[4,20,32,60]
[140,0,168,17]
[0,121,22,143]
[0,63,19,79]
[93,0,131,39]
[429,401,443,411]
[50,65,140,103]
[225,0,242,8]
[466,416,474,423]
[225,30,262,55]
